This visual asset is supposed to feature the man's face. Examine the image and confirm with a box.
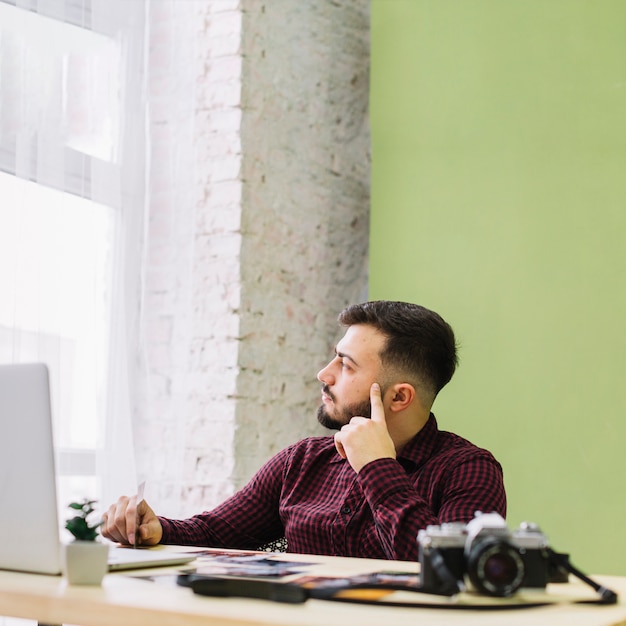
[316,324,387,430]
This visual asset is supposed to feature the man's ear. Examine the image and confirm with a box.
[386,383,415,412]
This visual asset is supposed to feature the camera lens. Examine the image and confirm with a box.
[466,539,525,597]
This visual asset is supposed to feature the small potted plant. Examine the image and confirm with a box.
[63,498,109,585]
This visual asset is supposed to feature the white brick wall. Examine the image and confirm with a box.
[135,0,370,519]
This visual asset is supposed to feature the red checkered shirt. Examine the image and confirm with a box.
[159,414,506,561]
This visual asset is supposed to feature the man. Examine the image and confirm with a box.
[102,300,506,561]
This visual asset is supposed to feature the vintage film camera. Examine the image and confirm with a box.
[417,512,568,597]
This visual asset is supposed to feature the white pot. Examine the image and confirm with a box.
[63,540,109,585]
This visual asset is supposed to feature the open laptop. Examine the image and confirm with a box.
[0,362,196,575]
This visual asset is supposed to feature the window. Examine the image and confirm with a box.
[0,0,146,523]
[0,171,113,506]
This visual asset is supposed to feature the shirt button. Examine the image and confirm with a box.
[341,505,351,514]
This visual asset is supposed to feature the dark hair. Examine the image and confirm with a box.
[338,301,458,398]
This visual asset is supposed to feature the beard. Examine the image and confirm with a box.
[316,385,372,430]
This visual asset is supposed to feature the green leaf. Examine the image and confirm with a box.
[65,498,102,541]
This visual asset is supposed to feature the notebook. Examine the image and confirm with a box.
[0,362,196,575]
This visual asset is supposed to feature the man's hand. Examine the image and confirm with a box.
[101,495,163,546]
[334,383,396,473]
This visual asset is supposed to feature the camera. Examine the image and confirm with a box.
[417,512,568,597]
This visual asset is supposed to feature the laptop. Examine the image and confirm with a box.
[0,362,196,575]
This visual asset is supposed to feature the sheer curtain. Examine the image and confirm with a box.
[0,0,148,522]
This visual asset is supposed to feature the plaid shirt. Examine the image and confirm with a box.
[159,414,506,561]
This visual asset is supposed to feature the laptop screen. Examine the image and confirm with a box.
[0,363,63,575]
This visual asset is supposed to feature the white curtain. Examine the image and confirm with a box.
[0,0,149,523]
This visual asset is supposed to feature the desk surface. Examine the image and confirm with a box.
[1,547,625,626]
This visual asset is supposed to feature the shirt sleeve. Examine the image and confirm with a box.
[357,450,507,561]
[159,447,290,548]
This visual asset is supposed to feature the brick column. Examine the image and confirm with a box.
[136,0,369,518]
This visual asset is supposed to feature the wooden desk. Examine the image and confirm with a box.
[1,549,625,626]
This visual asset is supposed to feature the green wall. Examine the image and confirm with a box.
[370,0,626,575]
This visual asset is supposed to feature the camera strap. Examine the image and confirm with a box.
[546,549,618,605]
[418,545,462,596]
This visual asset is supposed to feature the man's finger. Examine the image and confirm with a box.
[369,382,386,422]
[334,432,347,459]
[125,496,140,545]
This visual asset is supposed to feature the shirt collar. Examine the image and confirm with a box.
[396,413,440,472]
